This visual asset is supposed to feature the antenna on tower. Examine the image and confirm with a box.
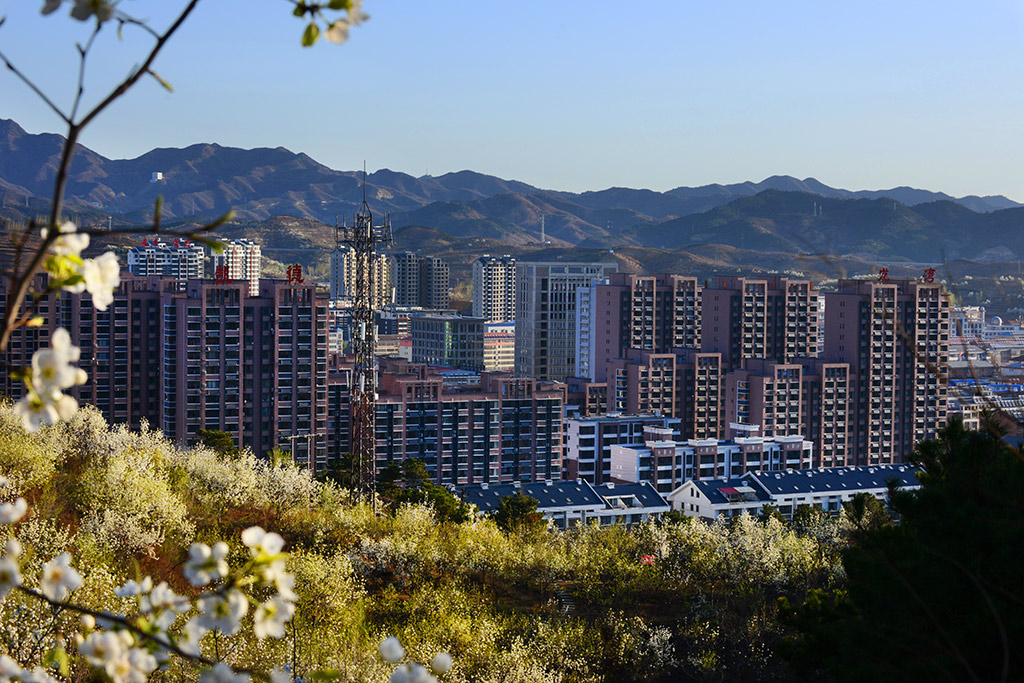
[340,162,393,512]
[540,215,546,244]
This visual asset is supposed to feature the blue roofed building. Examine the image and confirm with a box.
[667,464,922,520]
[459,479,670,529]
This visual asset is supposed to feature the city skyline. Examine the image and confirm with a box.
[1,2,1022,201]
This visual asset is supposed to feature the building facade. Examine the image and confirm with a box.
[159,278,330,469]
[701,275,819,370]
[515,261,616,381]
[472,255,516,323]
[824,279,950,465]
[410,314,485,372]
[391,252,450,309]
[211,239,262,296]
[586,273,702,382]
[610,434,814,494]
[126,239,205,281]
[356,360,565,485]
[563,415,681,484]
[330,246,391,308]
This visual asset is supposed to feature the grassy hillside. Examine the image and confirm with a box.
[0,403,851,681]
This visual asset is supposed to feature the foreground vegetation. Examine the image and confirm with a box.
[1,405,1020,681]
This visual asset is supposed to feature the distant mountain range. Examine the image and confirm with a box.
[3,118,1022,255]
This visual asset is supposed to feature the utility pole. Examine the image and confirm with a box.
[339,167,393,509]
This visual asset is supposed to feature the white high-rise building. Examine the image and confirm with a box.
[472,255,516,323]
[330,246,392,308]
[211,239,262,296]
[515,261,617,381]
[126,238,205,281]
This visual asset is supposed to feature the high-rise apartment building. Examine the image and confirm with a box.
[1,275,329,469]
[701,276,819,370]
[159,278,329,469]
[586,273,701,382]
[391,252,450,309]
[605,350,677,418]
[0,275,166,430]
[410,314,485,372]
[796,358,852,468]
[725,359,805,439]
[674,348,725,441]
[422,257,450,310]
[211,239,262,296]
[391,251,421,307]
[330,246,391,307]
[515,261,616,381]
[824,279,949,465]
[472,255,516,323]
[126,238,205,281]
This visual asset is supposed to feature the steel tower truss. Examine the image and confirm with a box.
[339,193,393,503]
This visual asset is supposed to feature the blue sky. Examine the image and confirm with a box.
[2,1,1023,199]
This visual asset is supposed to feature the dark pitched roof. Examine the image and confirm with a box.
[458,481,605,514]
[593,482,670,510]
[693,478,772,505]
[747,465,921,495]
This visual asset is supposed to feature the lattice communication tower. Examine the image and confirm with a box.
[338,179,393,503]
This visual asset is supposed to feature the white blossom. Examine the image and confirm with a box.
[79,631,125,668]
[105,654,139,683]
[324,20,350,45]
[197,589,248,635]
[379,636,405,663]
[18,666,60,683]
[269,669,291,683]
[114,576,153,598]
[0,498,28,524]
[0,655,22,679]
[183,541,229,586]
[0,557,23,598]
[13,395,59,433]
[32,348,77,394]
[42,221,89,257]
[49,328,81,363]
[391,663,436,683]
[253,595,295,639]
[6,538,22,558]
[430,652,453,674]
[348,0,369,24]
[198,662,250,683]
[240,526,285,557]
[175,617,207,657]
[40,552,83,600]
[144,580,189,614]
[79,251,120,310]
[260,559,297,601]
[52,393,79,420]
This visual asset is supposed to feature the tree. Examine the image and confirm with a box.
[197,429,240,459]
[492,492,547,536]
[376,458,470,524]
[780,416,1024,681]
[758,504,785,524]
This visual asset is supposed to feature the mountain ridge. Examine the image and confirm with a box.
[2,118,1018,236]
